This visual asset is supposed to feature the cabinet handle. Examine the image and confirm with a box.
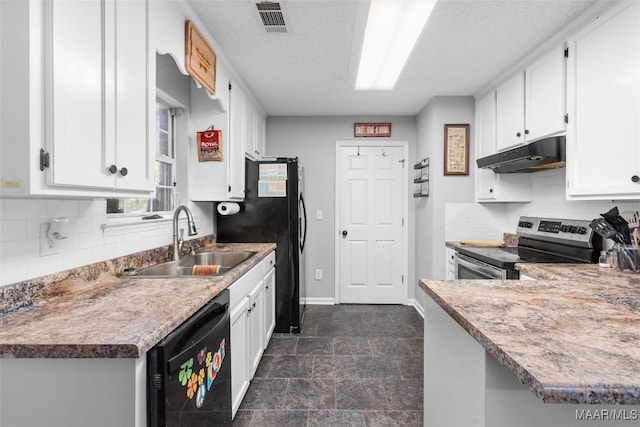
[108,165,118,174]
[524,129,529,135]
[266,285,269,289]
[489,188,493,193]
[516,132,522,137]
[119,167,128,177]
[253,302,256,308]
[248,307,252,313]
[632,175,640,183]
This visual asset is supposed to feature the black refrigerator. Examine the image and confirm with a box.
[216,157,306,333]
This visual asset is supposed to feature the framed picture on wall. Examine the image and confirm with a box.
[443,124,469,175]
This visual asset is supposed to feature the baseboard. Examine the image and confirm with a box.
[302,297,336,305]
[408,298,425,318]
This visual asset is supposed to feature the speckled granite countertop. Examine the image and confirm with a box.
[419,264,640,405]
[0,242,275,359]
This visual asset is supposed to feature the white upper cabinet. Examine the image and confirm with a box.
[475,91,531,203]
[48,0,154,192]
[228,82,247,200]
[244,101,267,160]
[496,72,526,151]
[566,1,640,200]
[525,44,567,142]
[0,0,154,197]
[495,44,566,152]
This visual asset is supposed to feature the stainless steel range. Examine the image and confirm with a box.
[455,216,603,280]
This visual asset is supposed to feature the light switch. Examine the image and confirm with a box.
[316,210,323,220]
[315,269,323,280]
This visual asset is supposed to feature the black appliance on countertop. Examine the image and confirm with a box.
[216,157,306,333]
[455,216,602,280]
[147,290,231,426]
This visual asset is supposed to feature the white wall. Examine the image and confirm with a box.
[0,55,215,287]
[414,97,476,308]
[267,116,417,303]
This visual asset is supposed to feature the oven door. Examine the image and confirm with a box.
[455,252,508,280]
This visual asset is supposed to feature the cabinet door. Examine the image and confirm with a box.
[525,44,566,142]
[228,83,246,200]
[113,0,154,191]
[475,91,498,200]
[566,1,640,199]
[244,100,257,158]
[47,0,113,189]
[496,72,525,151]
[248,279,265,378]
[263,267,276,344]
[255,111,266,159]
[230,297,250,418]
[445,248,456,280]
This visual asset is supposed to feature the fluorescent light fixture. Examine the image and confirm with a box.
[355,0,436,90]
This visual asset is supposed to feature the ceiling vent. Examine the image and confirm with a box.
[255,2,289,33]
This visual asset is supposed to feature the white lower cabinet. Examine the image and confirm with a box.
[229,250,276,418]
[230,296,250,417]
[263,266,276,343]
[445,247,456,280]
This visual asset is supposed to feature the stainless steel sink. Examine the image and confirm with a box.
[193,251,256,267]
[133,251,257,277]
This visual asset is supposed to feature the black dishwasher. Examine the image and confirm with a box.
[147,290,231,426]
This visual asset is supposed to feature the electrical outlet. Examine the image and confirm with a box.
[39,223,59,256]
[316,210,323,220]
[315,269,323,280]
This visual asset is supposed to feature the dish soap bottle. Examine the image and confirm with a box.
[599,251,610,268]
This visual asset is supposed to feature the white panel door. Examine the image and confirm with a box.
[338,145,404,304]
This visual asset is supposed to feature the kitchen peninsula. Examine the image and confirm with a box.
[420,265,640,427]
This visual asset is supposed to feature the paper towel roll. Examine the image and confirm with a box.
[217,202,240,216]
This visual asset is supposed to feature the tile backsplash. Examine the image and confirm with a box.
[0,198,214,286]
[446,169,640,240]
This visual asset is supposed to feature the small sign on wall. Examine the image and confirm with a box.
[354,122,391,138]
[197,129,223,161]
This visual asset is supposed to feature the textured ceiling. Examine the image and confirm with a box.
[186,0,598,116]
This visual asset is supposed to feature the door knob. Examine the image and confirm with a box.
[342,230,348,237]
[108,165,118,174]
[632,175,639,183]
[119,167,128,177]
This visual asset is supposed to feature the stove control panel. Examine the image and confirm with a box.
[517,216,595,246]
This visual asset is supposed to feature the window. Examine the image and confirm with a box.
[106,101,176,215]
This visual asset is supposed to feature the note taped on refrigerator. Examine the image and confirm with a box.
[259,164,288,181]
[259,180,286,197]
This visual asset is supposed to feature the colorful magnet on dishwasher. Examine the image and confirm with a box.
[196,384,206,408]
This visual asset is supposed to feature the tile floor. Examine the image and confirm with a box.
[232,304,424,426]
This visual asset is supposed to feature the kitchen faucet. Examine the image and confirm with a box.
[173,206,198,261]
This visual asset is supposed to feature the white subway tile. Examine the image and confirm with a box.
[78,199,106,217]
[4,199,47,220]
[0,220,27,242]
[0,260,28,286]
[45,200,79,218]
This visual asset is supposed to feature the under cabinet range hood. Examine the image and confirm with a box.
[476,136,566,173]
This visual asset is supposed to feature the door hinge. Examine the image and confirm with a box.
[39,149,50,171]
[399,159,406,168]
[564,114,569,124]
[402,218,405,226]
[402,275,404,284]
[229,82,232,91]
[228,185,231,192]
[564,47,569,58]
